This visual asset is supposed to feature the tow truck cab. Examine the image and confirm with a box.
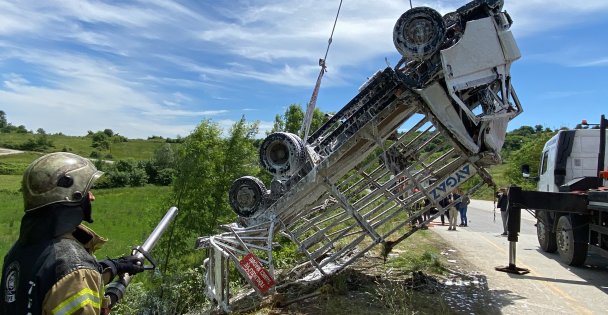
[537,129,608,193]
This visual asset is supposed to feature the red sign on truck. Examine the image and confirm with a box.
[239,253,275,294]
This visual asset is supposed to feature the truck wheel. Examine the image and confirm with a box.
[228,176,267,217]
[556,215,588,266]
[536,210,557,253]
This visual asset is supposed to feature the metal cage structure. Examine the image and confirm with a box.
[196,0,523,311]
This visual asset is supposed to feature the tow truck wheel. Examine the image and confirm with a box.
[556,215,588,266]
[536,210,557,253]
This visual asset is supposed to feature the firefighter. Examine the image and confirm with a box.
[1,152,144,315]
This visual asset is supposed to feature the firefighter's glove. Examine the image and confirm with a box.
[100,255,145,278]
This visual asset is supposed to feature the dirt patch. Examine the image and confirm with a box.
[0,148,24,156]
[200,229,502,315]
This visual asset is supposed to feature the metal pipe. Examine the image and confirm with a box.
[139,206,179,255]
[106,206,179,309]
[509,241,517,267]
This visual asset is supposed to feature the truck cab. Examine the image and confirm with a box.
[537,129,608,192]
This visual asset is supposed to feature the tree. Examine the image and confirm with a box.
[145,144,177,185]
[310,108,329,135]
[269,114,284,134]
[0,110,7,129]
[153,144,176,170]
[270,104,328,137]
[284,104,304,134]
[16,125,28,133]
[103,128,114,137]
[163,118,260,258]
[36,128,46,135]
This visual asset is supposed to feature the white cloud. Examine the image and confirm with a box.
[1,0,607,139]
[573,57,608,67]
[507,0,608,37]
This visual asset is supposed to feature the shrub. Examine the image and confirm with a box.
[156,168,176,186]
[129,168,148,187]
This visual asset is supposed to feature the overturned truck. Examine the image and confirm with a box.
[197,0,522,311]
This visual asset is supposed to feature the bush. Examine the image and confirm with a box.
[111,267,208,315]
[92,159,151,188]
[109,171,130,188]
[129,168,148,187]
[156,168,176,186]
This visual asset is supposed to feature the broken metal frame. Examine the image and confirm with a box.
[196,1,522,312]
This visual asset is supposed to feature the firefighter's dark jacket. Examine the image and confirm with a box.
[1,203,110,315]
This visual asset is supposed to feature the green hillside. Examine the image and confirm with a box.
[0,132,173,160]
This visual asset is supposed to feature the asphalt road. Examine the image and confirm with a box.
[432,199,608,315]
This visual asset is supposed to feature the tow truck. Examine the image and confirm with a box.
[499,115,608,274]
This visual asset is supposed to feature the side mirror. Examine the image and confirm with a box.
[521,164,530,178]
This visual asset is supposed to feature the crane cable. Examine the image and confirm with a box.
[300,0,343,142]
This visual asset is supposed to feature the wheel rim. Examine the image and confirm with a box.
[229,176,266,217]
[557,228,570,253]
[556,217,572,254]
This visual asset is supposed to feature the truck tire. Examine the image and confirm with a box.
[228,176,267,217]
[556,215,588,266]
[536,210,557,253]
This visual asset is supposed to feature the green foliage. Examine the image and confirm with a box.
[0,110,6,129]
[0,152,42,175]
[385,230,445,274]
[161,118,260,261]
[269,104,329,137]
[0,175,21,192]
[0,190,22,262]
[145,144,177,185]
[94,159,150,188]
[0,133,168,160]
[111,266,208,315]
[502,125,553,159]
[273,235,305,269]
[505,132,554,190]
[1,134,54,152]
[284,104,304,134]
[85,186,172,259]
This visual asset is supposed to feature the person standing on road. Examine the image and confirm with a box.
[448,191,460,231]
[497,187,508,236]
[0,152,144,315]
[439,196,450,225]
[459,193,470,227]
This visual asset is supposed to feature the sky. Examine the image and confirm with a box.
[0,0,607,139]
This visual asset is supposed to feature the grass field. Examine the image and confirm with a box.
[0,133,173,160]
[0,152,43,175]
[0,185,173,270]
